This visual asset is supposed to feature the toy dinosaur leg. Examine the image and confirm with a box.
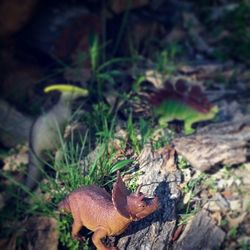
[92,228,117,250]
[184,121,195,135]
[25,151,43,190]
[71,220,83,240]
[159,116,172,127]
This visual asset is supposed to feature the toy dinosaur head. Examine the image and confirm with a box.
[112,171,158,221]
[44,84,88,102]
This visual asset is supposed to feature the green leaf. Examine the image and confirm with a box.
[89,34,100,72]
[132,75,146,92]
[97,73,116,85]
[97,57,135,72]
[109,159,133,174]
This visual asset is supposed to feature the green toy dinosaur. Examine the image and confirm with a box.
[155,99,218,134]
[149,79,219,134]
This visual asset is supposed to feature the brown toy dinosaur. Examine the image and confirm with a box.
[58,171,159,250]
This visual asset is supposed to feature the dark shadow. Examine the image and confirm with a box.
[115,180,178,241]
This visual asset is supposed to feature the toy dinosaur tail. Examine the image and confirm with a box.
[58,198,71,213]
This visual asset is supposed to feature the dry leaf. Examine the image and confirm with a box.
[183,190,192,205]
[210,211,222,225]
[226,212,247,228]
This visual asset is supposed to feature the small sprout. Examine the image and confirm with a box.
[177,155,190,169]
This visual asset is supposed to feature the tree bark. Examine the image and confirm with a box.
[117,145,181,250]
[173,116,250,171]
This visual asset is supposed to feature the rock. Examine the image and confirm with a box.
[234,163,250,186]
[228,199,242,211]
[214,193,230,210]
[204,193,230,212]
[204,200,222,212]
[218,101,243,122]
[173,210,225,250]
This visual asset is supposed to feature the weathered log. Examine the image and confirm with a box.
[173,210,225,250]
[173,115,250,171]
[117,145,182,250]
[0,99,33,147]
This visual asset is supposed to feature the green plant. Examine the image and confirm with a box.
[89,102,114,138]
[127,171,143,192]
[220,218,228,227]
[184,173,205,210]
[154,43,181,75]
[89,44,137,99]
[184,173,209,194]
[93,57,135,96]
[177,172,210,227]
[109,159,134,175]
[177,155,190,169]
[111,0,132,56]
[139,118,153,147]
[88,30,136,99]
[126,114,152,153]
[89,34,100,73]
[178,208,199,226]
[132,75,146,92]
[150,123,175,150]
[127,113,141,154]
[203,176,217,193]
[59,215,81,250]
